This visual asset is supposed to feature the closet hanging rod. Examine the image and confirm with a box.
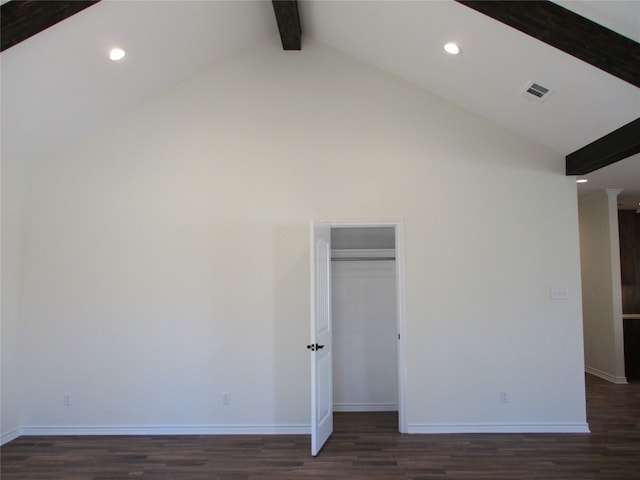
[331,256,396,261]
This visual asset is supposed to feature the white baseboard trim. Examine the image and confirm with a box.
[4,420,591,443]
[1,428,22,445]
[333,403,398,412]
[585,366,628,384]
[11,424,310,439]
[407,423,590,434]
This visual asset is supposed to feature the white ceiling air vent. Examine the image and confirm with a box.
[520,82,553,104]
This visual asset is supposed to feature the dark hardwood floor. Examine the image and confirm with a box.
[2,375,639,479]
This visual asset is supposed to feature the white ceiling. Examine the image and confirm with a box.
[0,0,277,159]
[1,0,639,208]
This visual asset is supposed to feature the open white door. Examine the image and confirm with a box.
[309,222,333,456]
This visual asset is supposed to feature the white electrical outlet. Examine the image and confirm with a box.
[63,394,72,406]
[500,391,509,403]
[549,286,569,300]
[222,392,231,406]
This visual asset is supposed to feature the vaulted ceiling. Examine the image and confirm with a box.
[2,0,639,207]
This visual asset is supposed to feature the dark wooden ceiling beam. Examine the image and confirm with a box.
[456,1,640,88]
[566,118,640,176]
[272,0,301,50]
[1,0,100,52]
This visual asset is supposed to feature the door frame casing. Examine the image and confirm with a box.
[319,220,408,434]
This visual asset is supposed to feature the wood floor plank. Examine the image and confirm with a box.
[2,375,640,479]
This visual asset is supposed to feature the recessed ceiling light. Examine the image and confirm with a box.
[109,48,126,61]
[576,179,588,184]
[444,42,461,55]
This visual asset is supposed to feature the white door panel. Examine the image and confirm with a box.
[310,222,333,456]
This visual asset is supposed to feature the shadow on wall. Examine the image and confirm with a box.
[272,222,310,427]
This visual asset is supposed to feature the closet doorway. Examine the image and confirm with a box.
[309,221,407,454]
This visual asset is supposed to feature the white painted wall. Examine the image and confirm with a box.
[332,259,397,411]
[1,153,29,442]
[1,37,587,437]
[578,190,626,384]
